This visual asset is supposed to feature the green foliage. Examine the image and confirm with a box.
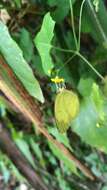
[0,161,10,183]
[85,152,107,177]
[0,21,44,103]
[78,77,94,97]
[0,151,25,185]
[72,83,107,153]
[30,138,45,167]
[19,28,33,62]
[34,13,55,76]
[13,0,21,8]
[48,128,78,174]
[91,83,104,110]
[15,137,36,169]
[48,128,72,150]
[49,142,78,175]
[47,0,76,22]
[1,0,107,189]
[55,169,75,190]
[82,0,107,46]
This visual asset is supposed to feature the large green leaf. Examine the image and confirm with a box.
[47,0,76,22]
[82,0,107,46]
[72,83,107,153]
[34,12,55,76]
[0,21,44,103]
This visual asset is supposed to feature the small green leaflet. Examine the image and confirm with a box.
[34,13,55,76]
[0,21,44,103]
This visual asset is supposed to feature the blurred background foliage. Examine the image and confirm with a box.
[1,0,107,189]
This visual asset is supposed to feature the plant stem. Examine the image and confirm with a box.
[76,52,105,81]
[78,0,86,51]
[69,0,78,50]
[58,54,76,74]
[52,45,105,81]
[51,45,75,54]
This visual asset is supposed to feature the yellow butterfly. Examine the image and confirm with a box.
[55,89,79,133]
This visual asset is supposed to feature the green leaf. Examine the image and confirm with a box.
[10,164,24,182]
[30,138,45,167]
[34,12,55,76]
[48,127,72,151]
[15,138,36,169]
[55,168,73,190]
[91,83,103,110]
[47,0,76,22]
[92,45,107,65]
[13,0,21,8]
[48,141,78,175]
[48,127,78,175]
[19,28,33,62]
[32,55,45,76]
[72,83,107,153]
[85,153,103,177]
[0,21,44,103]
[77,77,94,97]
[84,0,107,46]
